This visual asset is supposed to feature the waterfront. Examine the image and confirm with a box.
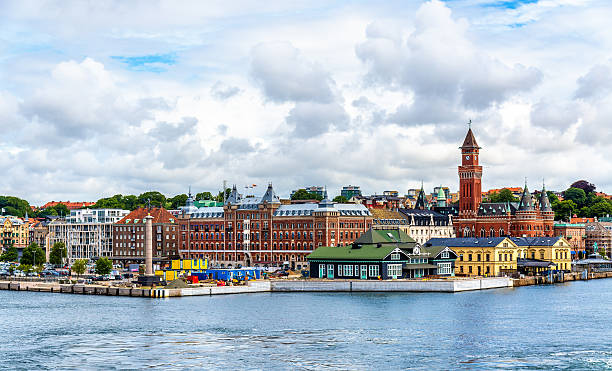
[2,280,612,370]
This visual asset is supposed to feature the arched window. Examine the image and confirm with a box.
[489,228,495,237]
[480,228,486,237]
[499,228,504,236]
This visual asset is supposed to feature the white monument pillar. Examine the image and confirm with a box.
[144,215,154,276]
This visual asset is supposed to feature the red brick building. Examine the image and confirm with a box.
[554,222,586,259]
[178,184,373,270]
[112,207,180,266]
[454,127,554,238]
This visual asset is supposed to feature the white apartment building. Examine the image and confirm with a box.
[48,209,129,263]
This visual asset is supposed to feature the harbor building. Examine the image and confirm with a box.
[0,216,31,251]
[426,237,519,276]
[112,207,180,267]
[178,184,373,270]
[553,222,586,259]
[48,209,129,264]
[307,229,457,279]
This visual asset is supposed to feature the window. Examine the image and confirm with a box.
[387,264,402,278]
[441,250,449,259]
[343,265,353,276]
[368,265,379,277]
[437,262,452,275]
[391,252,400,260]
[468,254,472,261]
[459,254,463,262]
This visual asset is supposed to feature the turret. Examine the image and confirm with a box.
[518,182,533,211]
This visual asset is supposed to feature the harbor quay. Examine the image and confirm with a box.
[2,271,612,298]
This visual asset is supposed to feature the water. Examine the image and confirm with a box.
[1,280,612,370]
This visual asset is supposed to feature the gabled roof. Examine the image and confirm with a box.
[461,128,480,149]
[421,245,457,259]
[354,228,416,245]
[307,245,409,261]
[261,183,281,204]
[116,207,176,224]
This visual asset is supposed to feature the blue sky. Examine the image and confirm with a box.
[1,0,612,205]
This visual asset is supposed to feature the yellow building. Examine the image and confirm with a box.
[428,237,518,276]
[511,236,573,271]
[0,216,31,249]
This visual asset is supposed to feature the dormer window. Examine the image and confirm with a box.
[441,250,449,259]
[391,253,400,260]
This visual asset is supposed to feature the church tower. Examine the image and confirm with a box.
[458,125,482,218]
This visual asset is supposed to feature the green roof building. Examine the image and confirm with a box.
[307,228,457,279]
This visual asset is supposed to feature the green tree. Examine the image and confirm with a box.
[95,257,113,275]
[552,200,577,221]
[49,242,67,266]
[564,187,587,208]
[169,194,188,209]
[71,259,87,277]
[547,191,559,203]
[52,204,70,217]
[333,195,348,203]
[196,192,214,201]
[0,245,18,262]
[488,188,518,203]
[588,201,612,218]
[216,188,232,203]
[20,243,45,266]
[0,196,33,218]
[137,191,166,208]
[291,189,323,201]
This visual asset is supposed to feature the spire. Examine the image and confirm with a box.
[415,183,426,210]
[540,182,552,212]
[461,123,481,149]
[185,186,195,208]
[436,186,447,208]
[518,182,533,211]
[226,184,241,205]
[318,185,334,208]
[261,183,280,204]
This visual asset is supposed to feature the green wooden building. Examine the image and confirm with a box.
[307,228,457,280]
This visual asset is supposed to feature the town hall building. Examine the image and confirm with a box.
[454,127,554,238]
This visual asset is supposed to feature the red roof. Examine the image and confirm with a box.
[41,201,95,210]
[116,207,176,224]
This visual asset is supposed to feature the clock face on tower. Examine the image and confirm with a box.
[465,155,470,160]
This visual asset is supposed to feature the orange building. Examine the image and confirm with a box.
[41,201,95,210]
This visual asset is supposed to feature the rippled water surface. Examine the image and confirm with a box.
[2,279,612,370]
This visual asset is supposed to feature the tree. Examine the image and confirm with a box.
[95,257,113,275]
[52,204,70,217]
[49,242,67,266]
[0,245,18,262]
[291,189,323,201]
[196,192,214,201]
[552,200,577,221]
[215,188,232,203]
[564,188,587,208]
[168,194,188,209]
[71,259,87,277]
[137,191,166,208]
[333,195,348,203]
[487,188,518,203]
[547,191,559,204]
[588,201,612,218]
[0,196,33,218]
[570,180,596,194]
[20,243,45,266]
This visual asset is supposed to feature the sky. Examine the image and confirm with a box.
[1,0,612,205]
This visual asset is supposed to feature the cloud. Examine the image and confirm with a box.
[149,117,198,141]
[19,58,156,143]
[286,102,349,138]
[575,62,612,101]
[220,137,255,154]
[530,99,579,131]
[356,0,542,124]
[210,81,241,100]
[250,41,335,103]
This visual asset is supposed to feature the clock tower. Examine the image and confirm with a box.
[458,126,482,218]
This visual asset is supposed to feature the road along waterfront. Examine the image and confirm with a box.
[1,278,612,369]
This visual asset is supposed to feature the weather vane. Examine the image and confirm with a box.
[468,119,472,129]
